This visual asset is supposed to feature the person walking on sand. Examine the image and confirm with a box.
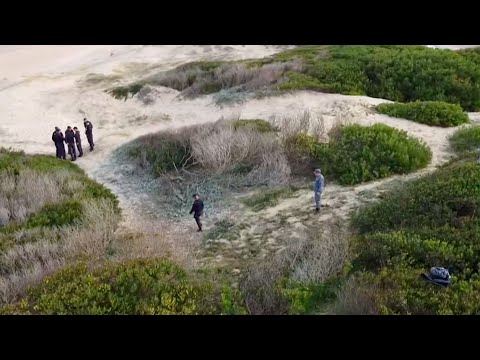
[84,118,94,151]
[313,168,325,213]
[189,194,204,232]
[65,126,77,161]
[73,126,83,157]
[51,127,66,160]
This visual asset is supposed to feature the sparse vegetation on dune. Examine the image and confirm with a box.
[231,119,275,133]
[242,186,297,212]
[0,149,119,231]
[376,101,470,127]
[0,149,122,305]
[239,220,350,315]
[107,46,480,110]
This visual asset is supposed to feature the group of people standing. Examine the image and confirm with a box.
[50,117,325,232]
[52,118,95,161]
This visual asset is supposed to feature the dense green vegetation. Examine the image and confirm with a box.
[0,259,244,315]
[449,125,480,154]
[125,131,192,176]
[276,46,480,111]
[347,160,480,314]
[292,124,432,185]
[108,46,480,111]
[376,101,469,127]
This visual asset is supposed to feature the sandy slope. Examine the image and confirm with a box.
[0,45,475,241]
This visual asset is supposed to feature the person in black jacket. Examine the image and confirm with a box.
[73,126,83,157]
[65,126,77,161]
[189,194,204,232]
[51,127,66,160]
[84,118,94,151]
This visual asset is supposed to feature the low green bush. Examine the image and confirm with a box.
[106,82,145,101]
[449,125,480,153]
[281,279,339,315]
[377,101,469,127]
[352,161,480,234]
[126,132,192,176]
[311,124,432,185]
[1,259,243,315]
[24,201,83,229]
[0,151,82,174]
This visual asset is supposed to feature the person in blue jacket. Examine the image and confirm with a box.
[313,168,325,213]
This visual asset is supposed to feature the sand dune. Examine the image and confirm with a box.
[0,45,473,230]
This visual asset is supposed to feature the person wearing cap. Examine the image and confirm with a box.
[83,118,94,151]
[73,126,83,157]
[65,126,77,161]
[51,127,66,160]
[189,194,204,232]
[313,168,325,213]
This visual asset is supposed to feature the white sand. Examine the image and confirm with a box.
[0,45,474,231]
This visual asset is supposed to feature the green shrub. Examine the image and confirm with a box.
[3,259,236,315]
[82,179,119,211]
[278,72,327,92]
[309,46,480,111]
[106,82,145,101]
[281,279,339,315]
[221,285,248,315]
[126,132,192,176]
[286,133,319,156]
[24,201,83,228]
[377,101,469,127]
[449,126,480,153]
[231,119,274,133]
[0,151,82,174]
[352,161,480,234]
[312,124,432,185]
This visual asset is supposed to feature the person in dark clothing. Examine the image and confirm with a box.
[65,126,77,161]
[83,118,94,151]
[189,194,204,232]
[51,127,66,160]
[73,126,83,157]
